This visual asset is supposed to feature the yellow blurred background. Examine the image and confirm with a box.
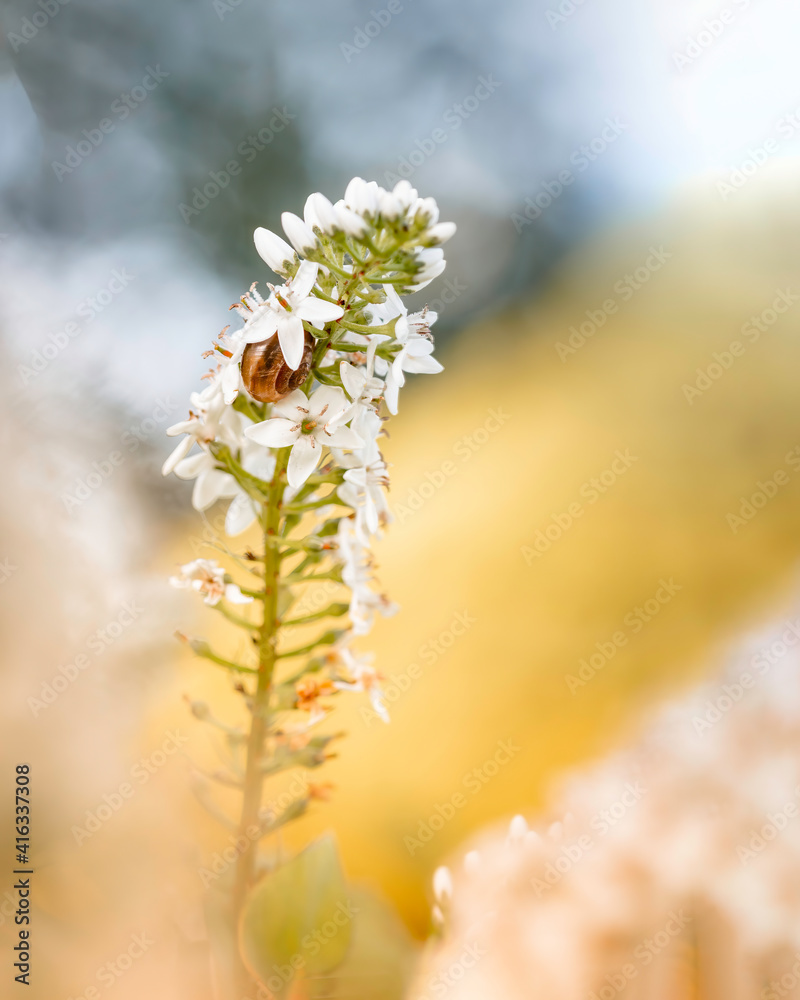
[5,171,800,997]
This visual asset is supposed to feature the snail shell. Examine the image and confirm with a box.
[241,331,314,403]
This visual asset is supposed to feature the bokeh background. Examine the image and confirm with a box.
[3,0,800,996]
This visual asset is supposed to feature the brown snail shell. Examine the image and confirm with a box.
[241,331,314,402]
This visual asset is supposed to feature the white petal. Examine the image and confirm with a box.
[272,389,308,419]
[281,211,318,254]
[277,313,306,370]
[222,361,241,404]
[225,493,258,536]
[296,298,344,324]
[166,418,196,437]
[244,418,299,448]
[254,227,297,276]
[384,378,399,415]
[225,583,254,604]
[304,192,339,234]
[382,284,406,316]
[333,201,369,237]
[242,311,279,343]
[287,436,320,488]
[324,425,364,449]
[340,361,365,400]
[309,384,348,419]
[290,259,319,300]
[192,469,236,511]
[404,354,444,375]
[426,221,457,244]
[161,435,193,476]
[174,451,209,480]
[433,866,453,903]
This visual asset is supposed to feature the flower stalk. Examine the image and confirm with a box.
[163,177,455,998]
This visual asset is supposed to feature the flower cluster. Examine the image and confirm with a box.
[164,176,453,774]
[414,614,800,1000]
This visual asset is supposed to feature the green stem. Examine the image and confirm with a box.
[231,445,290,995]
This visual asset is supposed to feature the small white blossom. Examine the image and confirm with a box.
[253,226,298,277]
[226,262,343,384]
[371,286,443,414]
[281,211,319,256]
[244,386,363,489]
[170,559,253,606]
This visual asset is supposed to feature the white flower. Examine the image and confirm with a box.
[380,180,419,220]
[339,459,391,539]
[329,639,390,723]
[344,176,381,218]
[433,866,453,904]
[304,192,340,234]
[174,450,239,512]
[281,211,319,256]
[171,405,247,510]
[336,519,398,635]
[169,559,253,606]
[162,374,229,475]
[224,439,277,536]
[244,386,363,489]
[253,227,298,277]
[410,247,446,290]
[371,286,444,414]
[224,262,343,395]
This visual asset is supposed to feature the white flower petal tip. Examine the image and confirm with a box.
[463,850,482,875]
[225,583,253,604]
[427,221,457,244]
[281,211,318,255]
[508,814,529,843]
[433,865,453,904]
[253,227,297,275]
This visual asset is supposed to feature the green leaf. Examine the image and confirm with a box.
[303,888,418,1000]
[239,835,353,997]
